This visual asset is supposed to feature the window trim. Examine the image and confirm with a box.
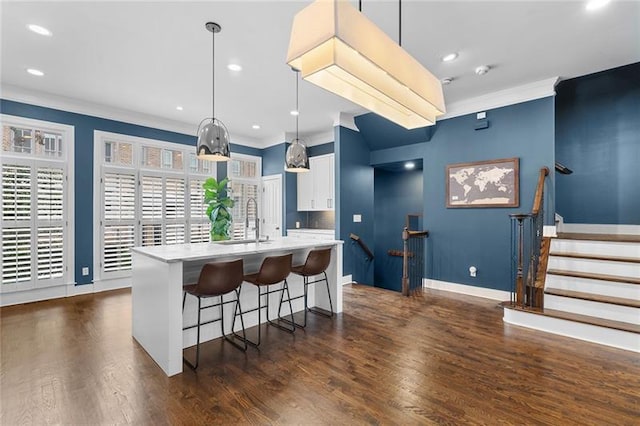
[1,114,75,292]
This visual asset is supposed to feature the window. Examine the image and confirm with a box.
[228,154,262,240]
[1,116,74,293]
[95,132,216,280]
[104,141,133,165]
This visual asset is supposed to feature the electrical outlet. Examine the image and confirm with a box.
[82,267,89,276]
[353,214,362,223]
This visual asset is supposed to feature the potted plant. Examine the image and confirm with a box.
[203,177,234,241]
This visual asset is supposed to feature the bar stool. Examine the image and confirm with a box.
[280,248,333,329]
[182,259,247,369]
[232,253,295,347]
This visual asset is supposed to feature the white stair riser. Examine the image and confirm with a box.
[560,223,640,235]
[551,239,640,259]
[503,309,640,353]
[544,294,640,325]
[546,275,640,300]
[548,256,640,278]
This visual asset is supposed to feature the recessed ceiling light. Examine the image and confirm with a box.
[27,24,52,37]
[586,0,611,11]
[252,124,261,130]
[442,52,458,62]
[290,110,299,116]
[227,63,242,71]
[404,162,415,170]
[441,77,453,85]
[27,68,44,77]
[475,65,490,76]
[176,106,183,111]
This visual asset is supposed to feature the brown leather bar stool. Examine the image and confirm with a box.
[232,253,295,347]
[182,259,247,369]
[280,247,333,328]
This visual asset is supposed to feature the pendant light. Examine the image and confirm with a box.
[287,0,445,130]
[285,69,310,173]
[196,22,231,161]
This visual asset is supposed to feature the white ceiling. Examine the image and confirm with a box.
[1,1,639,147]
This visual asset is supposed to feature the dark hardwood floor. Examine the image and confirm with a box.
[2,284,639,425]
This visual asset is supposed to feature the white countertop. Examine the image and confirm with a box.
[131,237,343,263]
[287,228,334,233]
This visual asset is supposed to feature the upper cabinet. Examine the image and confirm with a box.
[297,153,335,211]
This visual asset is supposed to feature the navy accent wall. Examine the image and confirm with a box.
[308,142,334,157]
[261,143,292,234]
[373,169,423,291]
[423,97,555,291]
[355,113,432,150]
[335,126,374,285]
[556,62,640,224]
[0,99,259,285]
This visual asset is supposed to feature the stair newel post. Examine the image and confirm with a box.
[510,213,529,307]
[402,227,409,296]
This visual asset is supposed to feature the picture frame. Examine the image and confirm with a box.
[446,157,519,208]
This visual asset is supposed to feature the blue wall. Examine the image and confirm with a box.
[335,126,375,285]
[0,99,257,285]
[422,97,555,291]
[373,169,423,291]
[555,62,640,224]
[353,97,555,291]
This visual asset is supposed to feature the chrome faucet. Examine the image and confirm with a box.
[245,197,260,242]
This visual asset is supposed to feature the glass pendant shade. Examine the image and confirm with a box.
[196,118,231,161]
[287,0,446,129]
[285,139,309,172]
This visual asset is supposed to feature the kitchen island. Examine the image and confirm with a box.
[131,237,343,376]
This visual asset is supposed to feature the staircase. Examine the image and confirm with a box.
[504,229,640,352]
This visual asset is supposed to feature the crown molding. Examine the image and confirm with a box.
[333,112,360,132]
[1,83,197,136]
[440,77,560,120]
[1,83,265,149]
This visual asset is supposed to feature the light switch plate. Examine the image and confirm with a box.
[353,214,362,223]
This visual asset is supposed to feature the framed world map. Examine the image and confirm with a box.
[446,157,519,208]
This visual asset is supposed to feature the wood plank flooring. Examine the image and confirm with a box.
[2,284,639,425]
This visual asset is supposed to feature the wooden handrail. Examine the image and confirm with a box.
[531,167,550,216]
[349,233,374,260]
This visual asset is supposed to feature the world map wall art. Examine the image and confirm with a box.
[446,157,519,208]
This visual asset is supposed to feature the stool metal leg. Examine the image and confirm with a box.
[183,295,202,370]
[307,271,334,318]
[274,279,298,331]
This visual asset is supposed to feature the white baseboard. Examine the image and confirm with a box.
[423,279,511,301]
[0,279,131,307]
[342,274,353,285]
[561,223,640,235]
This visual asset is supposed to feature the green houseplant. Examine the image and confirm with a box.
[203,177,234,241]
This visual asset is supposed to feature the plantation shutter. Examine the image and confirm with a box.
[35,167,65,283]
[164,177,185,245]
[102,172,136,274]
[141,174,163,246]
[2,163,33,286]
[189,178,209,243]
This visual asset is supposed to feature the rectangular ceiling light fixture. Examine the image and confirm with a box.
[286,0,446,129]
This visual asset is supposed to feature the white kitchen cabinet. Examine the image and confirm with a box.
[296,164,314,210]
[297,153,335,211]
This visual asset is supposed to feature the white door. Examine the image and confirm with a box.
[261,174,282,240]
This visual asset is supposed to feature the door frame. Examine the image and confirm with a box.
[261,174,283,238]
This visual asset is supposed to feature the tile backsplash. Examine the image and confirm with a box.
[299,211,335,229]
